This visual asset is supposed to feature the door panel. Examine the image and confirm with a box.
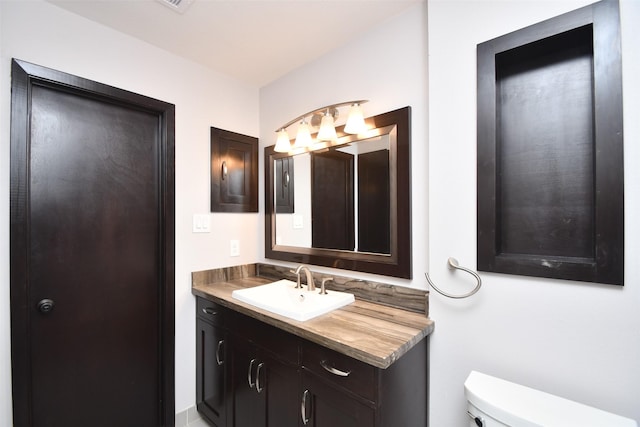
[10,59,175,426]
[311,151,354,251]
[358,149,390,253]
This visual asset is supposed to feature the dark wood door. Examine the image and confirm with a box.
[311,151,354,251]
[10,60,175,426]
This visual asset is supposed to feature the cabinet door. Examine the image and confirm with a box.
[210,127,258,213]
[233,339,300,427]
[233,340,266,427]
[263,351,300,427]
[301,371,375,427]
[196,318,228,426]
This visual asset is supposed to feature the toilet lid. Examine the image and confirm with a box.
[464,371,637,427]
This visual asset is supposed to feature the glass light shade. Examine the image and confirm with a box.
[274,129,292,152]
[294,120,312,148]
[344,104,366,134]
[316,112,337,142]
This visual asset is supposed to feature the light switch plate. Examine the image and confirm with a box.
[192,214,211,233]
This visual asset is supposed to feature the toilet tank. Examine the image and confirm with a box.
[464,371,637,427]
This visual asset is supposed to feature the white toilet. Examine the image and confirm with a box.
[464,371,637,427]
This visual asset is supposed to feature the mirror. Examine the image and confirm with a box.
[265,107,411,278]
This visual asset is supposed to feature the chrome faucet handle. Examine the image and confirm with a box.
[319,277,333,295]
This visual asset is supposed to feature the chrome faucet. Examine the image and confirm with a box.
[292,265,315,291]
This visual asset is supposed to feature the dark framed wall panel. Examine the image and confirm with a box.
[210,127,258,212]
[477,0,623,285]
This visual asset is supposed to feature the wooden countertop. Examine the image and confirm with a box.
[192,276,435,369]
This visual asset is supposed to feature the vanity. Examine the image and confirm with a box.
[194,106,432,426]
[192,264,434,427]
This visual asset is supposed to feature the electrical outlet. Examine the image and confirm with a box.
[230,239,240,257]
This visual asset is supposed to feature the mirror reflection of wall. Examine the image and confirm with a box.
[274,134,391,254]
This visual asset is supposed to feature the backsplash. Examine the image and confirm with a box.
[192,263,428,316]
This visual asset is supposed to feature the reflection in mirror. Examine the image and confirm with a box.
[265,107,411,278]
[274,133,391,254]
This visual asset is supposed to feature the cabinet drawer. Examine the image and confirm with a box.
[302,341,375,402]
[196,298,225,327]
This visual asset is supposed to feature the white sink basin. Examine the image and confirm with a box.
[231,279,355,321]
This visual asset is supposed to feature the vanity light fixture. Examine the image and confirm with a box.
[273,100,369,153]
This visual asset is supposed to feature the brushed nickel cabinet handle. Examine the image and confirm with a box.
[301,389,310,425]
[202,307,217,315]
[320,360,351,377]
[215,340,224,366]
[248,358,257,388]
[255,362,265,393]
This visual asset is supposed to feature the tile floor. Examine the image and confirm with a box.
[186,418,211,427]
[176,406,211,427]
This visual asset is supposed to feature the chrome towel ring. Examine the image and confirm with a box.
[425,257,482,299]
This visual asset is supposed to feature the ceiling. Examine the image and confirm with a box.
[47,0,422,87]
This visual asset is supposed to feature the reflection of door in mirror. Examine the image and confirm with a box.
[275,157,294,213]
[311,151,355,251]
[358,150,390,253]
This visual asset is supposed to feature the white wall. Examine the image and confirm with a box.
[428,0,640,425]
[0,1,260,424]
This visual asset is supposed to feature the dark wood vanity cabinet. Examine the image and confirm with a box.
[195,296,429,427]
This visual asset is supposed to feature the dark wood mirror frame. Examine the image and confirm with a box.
[265,106,412,279]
